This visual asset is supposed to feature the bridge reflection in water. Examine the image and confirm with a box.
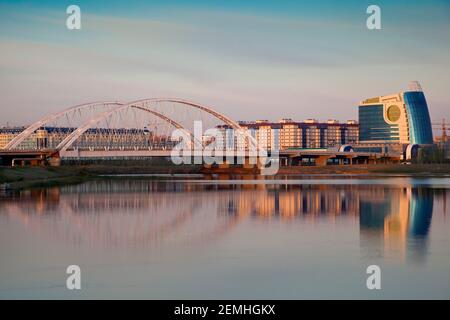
[0,178,446,264]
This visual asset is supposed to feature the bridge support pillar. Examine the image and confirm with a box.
[218,162,230,169]
[280,157,291,167]
[48,153,61,166]
[315,156,329,166]
[242,157,256,169]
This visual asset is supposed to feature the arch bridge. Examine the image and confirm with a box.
[2,98,259,162]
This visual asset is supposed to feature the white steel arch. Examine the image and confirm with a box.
[131,105,194,139]
[56,103,198,152]
[56,98,259,153]
[4,101,122,150]
[135,98,243,130]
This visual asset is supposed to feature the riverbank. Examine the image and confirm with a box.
[0,164,202,189]
[0,166,91,190]
[1,163,449,190]
[276,163,450,175]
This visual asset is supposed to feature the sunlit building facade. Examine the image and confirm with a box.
[2,120,360,153]
[215,119,358,151]
[358,81,433,145]
[0,127,37,149]
[232,119,359,151]
[0,127,177,150]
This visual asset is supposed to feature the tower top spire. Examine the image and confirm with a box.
[408,81,423,92]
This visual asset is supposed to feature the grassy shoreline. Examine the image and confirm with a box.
[0,165,202,190]
[1,164,449,190]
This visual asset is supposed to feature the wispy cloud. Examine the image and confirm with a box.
[0,1,449,125]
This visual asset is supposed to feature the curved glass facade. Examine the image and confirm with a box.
[403,91,433,144]
[358,104,399,141]
[408,188,433,237]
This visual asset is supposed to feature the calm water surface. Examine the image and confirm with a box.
[0,176,449,299]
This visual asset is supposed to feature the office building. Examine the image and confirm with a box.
[217,119,359,151]
[359,81,433,145]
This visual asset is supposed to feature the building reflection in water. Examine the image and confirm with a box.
[0,179,446,263]
[359,186,435,263]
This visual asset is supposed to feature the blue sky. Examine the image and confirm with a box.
[0,0,449,125]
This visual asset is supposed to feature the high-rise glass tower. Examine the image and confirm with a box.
[358,81,433,145]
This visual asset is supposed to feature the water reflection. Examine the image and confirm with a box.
[0,179,447,263]
[359,187,437,263]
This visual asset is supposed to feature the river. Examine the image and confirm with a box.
[0,176,449,299]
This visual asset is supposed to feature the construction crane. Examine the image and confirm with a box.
[431,118,448,143]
